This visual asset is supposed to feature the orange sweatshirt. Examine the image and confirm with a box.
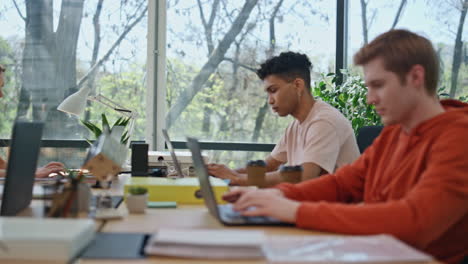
[276,99,468,264]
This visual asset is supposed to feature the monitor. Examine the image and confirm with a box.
[1,121,44,216]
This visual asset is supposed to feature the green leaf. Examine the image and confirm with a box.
[102,113,111,133]
[121,131,130,144]
[81,120,102,138]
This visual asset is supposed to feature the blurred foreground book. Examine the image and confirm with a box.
[264,234,433,264]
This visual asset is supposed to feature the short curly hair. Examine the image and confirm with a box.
[256,52,313,89]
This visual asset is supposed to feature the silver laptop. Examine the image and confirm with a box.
[1,121,44,216]
[186,137,292,226]
[162,129,185,178]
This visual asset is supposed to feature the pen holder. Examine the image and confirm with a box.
[71,182,92,213]
[47,172,89,218]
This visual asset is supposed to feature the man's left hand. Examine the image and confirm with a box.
[233,188,300,223]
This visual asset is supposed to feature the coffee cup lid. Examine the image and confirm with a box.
[247,160,266,167]
[279,164,303,172]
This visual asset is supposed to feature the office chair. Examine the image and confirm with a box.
[356,125,384,153]
[461,255,468,264]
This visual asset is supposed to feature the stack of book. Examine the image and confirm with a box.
[144,228,266,259]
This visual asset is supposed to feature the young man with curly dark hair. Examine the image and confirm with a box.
[208,52,360,186]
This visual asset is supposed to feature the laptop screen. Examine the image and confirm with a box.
[1,121,44,216]
[162,129,184,177]
[186,137,221,218]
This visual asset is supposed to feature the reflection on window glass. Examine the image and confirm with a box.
[166,0,336,143]
[348,0,467,99]
[0,0,147,141]
[205,150,270,169]
[38,148,88,169]
[0,147,88,170]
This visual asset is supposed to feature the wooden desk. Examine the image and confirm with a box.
[81,175,438,264]
[80,175,325,263]
[81,205,326,264]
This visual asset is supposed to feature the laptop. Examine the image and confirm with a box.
[186,137,292,226]
[162,129,185,178]
[1,121,44,216]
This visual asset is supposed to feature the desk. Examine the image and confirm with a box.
[82,175,325,264]
[83,207,327,264]
[80,175,438,264]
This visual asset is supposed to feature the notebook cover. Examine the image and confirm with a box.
[80,232,149,259]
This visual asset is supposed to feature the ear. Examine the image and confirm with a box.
[407,64,425,91]
[293,78,306,95]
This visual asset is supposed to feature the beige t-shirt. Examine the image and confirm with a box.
[271,100,360,174]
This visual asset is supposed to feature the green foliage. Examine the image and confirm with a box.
[81,113,131,145]
[458,96,468,103]
[0,37,18,139]
[128,186,148,195]
[88,64,146,141]
[312,72,382,135]
[66,169,84,182]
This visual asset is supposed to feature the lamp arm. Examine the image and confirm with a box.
[88,94,138,119]
[88,93,138,148]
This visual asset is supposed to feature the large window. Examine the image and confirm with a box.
[0,0,148,167]
[164,0,336,165]
[348,0,467,98]
[0,1,465,168]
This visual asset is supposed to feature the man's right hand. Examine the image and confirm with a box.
[207,163,247,185]
[222,186,258,203]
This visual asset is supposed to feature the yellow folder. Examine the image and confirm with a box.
[124,177,228,204]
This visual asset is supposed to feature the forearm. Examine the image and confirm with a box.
[231,170,282,187]
[264,170,283,186]
[0,169,5,178]
[234,167,247,174]
[275,174,343,202]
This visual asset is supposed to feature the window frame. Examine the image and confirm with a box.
[0,0,348,152]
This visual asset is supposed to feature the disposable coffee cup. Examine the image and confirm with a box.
[246,160,266,188]
[279,165,303,183]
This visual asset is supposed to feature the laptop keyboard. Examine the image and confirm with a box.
[218,204,278,224]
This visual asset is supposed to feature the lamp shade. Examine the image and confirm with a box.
[57,88,90,116]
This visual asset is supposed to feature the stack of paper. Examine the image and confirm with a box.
[144,228,266,259]
[0,217,95,263]
[264,234,433,263]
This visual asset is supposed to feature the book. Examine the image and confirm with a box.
[264,234,433,263]
[144,228,266,259]
[0,217,95,263]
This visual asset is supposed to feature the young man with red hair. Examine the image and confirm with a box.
[224,30,468,263]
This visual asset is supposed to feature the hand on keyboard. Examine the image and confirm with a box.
[232,188,299,223]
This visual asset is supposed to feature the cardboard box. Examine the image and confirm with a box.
[124,177,228,204]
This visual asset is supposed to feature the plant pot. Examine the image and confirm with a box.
[126,193,147,214]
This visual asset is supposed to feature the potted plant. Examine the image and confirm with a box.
[81,114,131,188]
[81,113,131,145]
[126,186,148,214]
